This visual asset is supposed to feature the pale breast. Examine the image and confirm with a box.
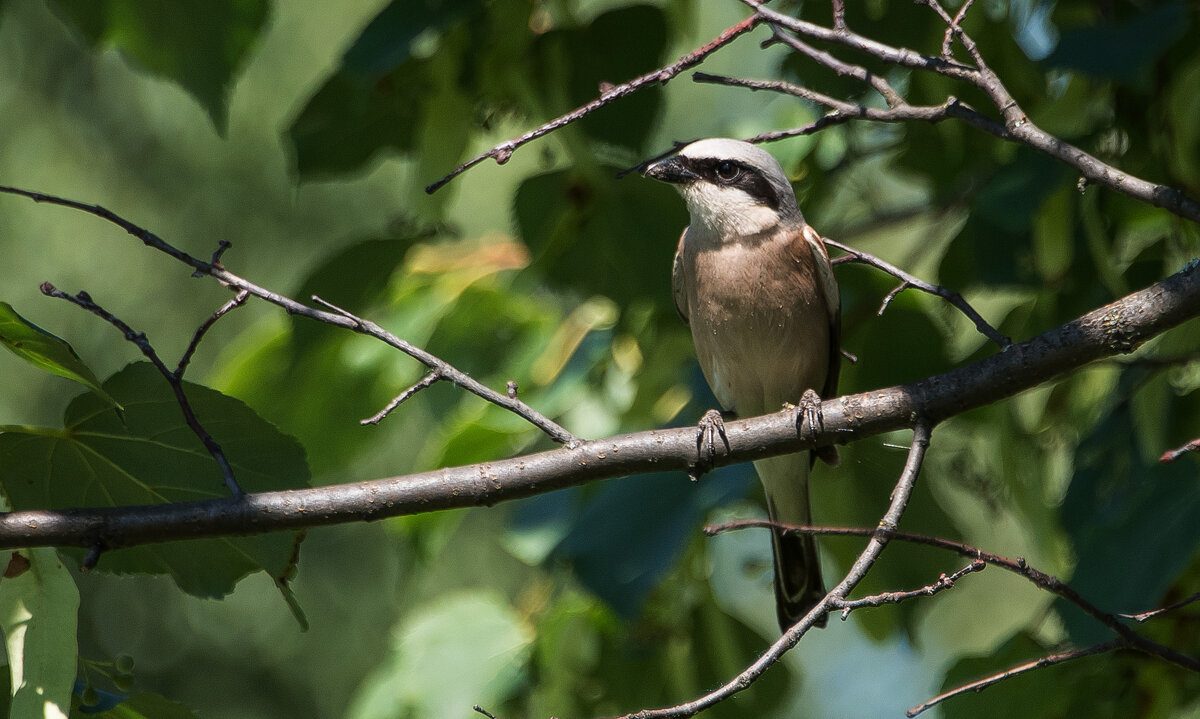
[681,228,832,418]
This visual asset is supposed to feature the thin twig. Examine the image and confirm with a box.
[614,420,934,719]
[692,72,1011,147]
[823,238,1011,347]
[704,520,1200,674]
[177,290,250,377]
[361,369,443,426]
[39,283,244,497]
[835,560,985,616]
[1160,438,1200,463]
[0,187,578,446]
[425,14,764,193]
[906,640,1123,717]
[1119,592,1200,623]
[941,0,976,58]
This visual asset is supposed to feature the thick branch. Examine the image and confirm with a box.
[1,261,1197,549]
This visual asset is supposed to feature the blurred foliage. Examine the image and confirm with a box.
[0,0,1196,717]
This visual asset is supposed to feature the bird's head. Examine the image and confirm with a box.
[643,138,802,237]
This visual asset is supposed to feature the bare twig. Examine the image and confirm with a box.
[692,72,1010,141]
[704,520,1200,674]
[613,420,935,719]
[1119,592,1200,623]
[823,238,1011,347]
[177,290,250,376]
[0,187,578,446]
[39,283,244,497]
[836,560,985,616]
[907,640,1122,717]
[425,15,764,193]
[941,0,976,59]
[361,369,443,426]
[1160,438,1200,463]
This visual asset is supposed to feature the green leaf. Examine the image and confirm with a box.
[514,166,686,309]
[1046,2,1188,86]
[287,0,486,176]
[48,0,269,132]
[345,591,534,719]
[0,362,310,599]
[1058,385,1200,645]
[0,301,121,410]
[0,547,79,719]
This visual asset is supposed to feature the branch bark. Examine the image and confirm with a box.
[2,260,1197,550]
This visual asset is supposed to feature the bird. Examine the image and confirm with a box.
[643,138,841,632]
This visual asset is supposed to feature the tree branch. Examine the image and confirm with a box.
[823,238,1011,347]
[906,640,1123,717]
[612,420,935,719]
[0,185,578,447]
[424,14,764,194]
[739,0,1200,224]
[0,260,1197,549]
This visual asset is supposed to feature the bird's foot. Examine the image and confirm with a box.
[796,389,839,466]
[690,408,730,481]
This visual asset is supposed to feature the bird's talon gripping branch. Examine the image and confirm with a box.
[691,408,730,481]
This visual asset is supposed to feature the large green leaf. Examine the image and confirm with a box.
[514,166,685,309]
[0,547,78,719]
[346,590,534,719]
[0,362,309,598]
[48,0,269,132]
[0,301,120,410]
[1058,380,1200,644]
[1046,2,1188,85]
[287,0,486,176]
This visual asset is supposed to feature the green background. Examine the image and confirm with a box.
[0,0,1197,717]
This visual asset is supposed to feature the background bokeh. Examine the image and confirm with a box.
[0,0,1198,717]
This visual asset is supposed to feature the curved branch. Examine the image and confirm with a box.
[1,261,1197,550]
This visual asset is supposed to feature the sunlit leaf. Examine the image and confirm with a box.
[0,547,77,719]
[0,301,121,410]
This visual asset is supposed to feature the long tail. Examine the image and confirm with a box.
[754,452,826,632]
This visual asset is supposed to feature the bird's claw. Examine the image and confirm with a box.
[797,389,824,442]
[796,389,839,466]
[691,408,730,481]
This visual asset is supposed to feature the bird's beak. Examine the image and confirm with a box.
[643,156,698,184]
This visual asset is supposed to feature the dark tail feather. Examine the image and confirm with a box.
[771,520,826,632]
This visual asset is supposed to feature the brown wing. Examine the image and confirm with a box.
[797,224,840,400]
[792,225,842,466]
[671,228,689,325]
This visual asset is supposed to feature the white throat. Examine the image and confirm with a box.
[679,182,780,239]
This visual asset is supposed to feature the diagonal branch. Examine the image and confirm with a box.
[611,420,935,719]
[823,238,1011,347]
[907,640,1123,717]
[0,186,578,446]
[424,14,764,194]
[39,283,244,498]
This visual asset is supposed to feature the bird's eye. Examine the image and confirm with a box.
[715,161,741,182]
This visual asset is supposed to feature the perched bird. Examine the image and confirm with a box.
[644,138,841,631]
